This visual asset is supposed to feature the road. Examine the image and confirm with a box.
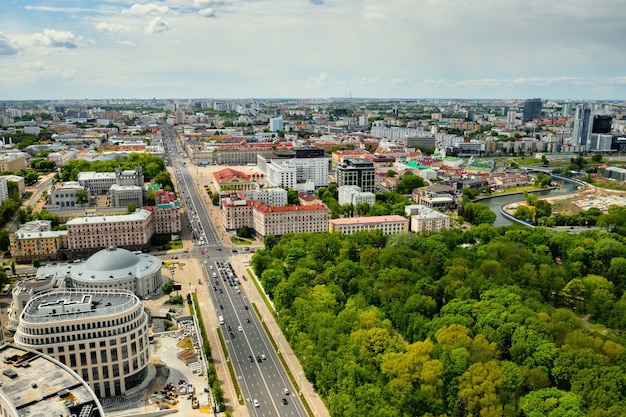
[160,123,307,417]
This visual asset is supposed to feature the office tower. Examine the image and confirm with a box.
[592,115,612,134]
[336,158,376,193]
[523,98,542,122]
[562,101,572,117]
[572,105,592,148]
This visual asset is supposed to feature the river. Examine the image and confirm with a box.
[480,179,582,226]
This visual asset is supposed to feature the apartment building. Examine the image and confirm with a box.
[252,202,329,239]
[328,215,409,235]
[14,289,151,398]
[237,188,288,206]
[0,343,105,417]
[66,209,153,257]
[412,185,457,211]
[337,185,376,207]
[405,204,451,233]
[0,174,25,196]
[0,152,27,172]
[141,202,181,235]
[10,220,69,263]
[0,177,7,203]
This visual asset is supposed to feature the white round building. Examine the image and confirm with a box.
[68,247,163,298]
[14,289,151,398]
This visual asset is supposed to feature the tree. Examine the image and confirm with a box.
[533,173,552,188]
[397,172,425,194]
[162,280,175,295]
[0,229,10,251]
[32,259,41,268]
[264,234,277,250]
[75,189,89,208]
[519,388,584,417]
[591,153,603,163]
[126,202,137,214]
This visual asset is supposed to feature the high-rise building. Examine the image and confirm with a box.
[572,105,592,148]
[523,98,542,122]
[336,158,376,193]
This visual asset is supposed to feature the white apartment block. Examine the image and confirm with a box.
[14,289,151,398]
[0,177,8,203]
[329,215,410,235]
[238,188,288,206]
[251,202,329,238]
[265,162,297,188]
[338,185,376,207]
[49,181,89,210]
[260,155,329,189]
[66,209,153,256]
[0,174,25,196]
[47,149,78,166]
[405,204,451,233]
[110,184,144,208]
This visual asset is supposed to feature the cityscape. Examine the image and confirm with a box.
[0,97,625,417]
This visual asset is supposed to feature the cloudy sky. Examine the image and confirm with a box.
[1,0,625,100]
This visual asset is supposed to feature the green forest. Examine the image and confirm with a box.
[251,225,626,417]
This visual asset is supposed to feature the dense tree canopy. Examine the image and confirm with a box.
[252,225,626,416]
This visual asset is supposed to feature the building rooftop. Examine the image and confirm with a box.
[213,168,251,183]
[66,209,151,225]
[329,215,409,226]
[0,343,104,417]
[21,289,138,323]
[252,201,328,213]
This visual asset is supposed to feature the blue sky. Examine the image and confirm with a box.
[1,0,625,100]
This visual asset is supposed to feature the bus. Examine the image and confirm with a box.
[2,284,11,295]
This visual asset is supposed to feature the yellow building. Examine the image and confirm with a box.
[10,220,69,263]
[329,215,409,235]
[0,153,27,172]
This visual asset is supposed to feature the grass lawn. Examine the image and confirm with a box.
[590,177,626,191]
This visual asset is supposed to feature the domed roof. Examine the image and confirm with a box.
[83,247,140,271]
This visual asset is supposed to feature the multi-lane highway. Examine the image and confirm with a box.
[160,124,306,417]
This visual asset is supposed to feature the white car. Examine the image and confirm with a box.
[238,326,242,332]
[253,399,259,408]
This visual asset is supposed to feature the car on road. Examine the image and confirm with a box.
[229,332,235,339]
[248,356,254,363]
[261,353,267,361]
[256,356,262,363]
[245,318,250,323]
[237,326,242,332]
[282,398,288,405]
[283,388,290,395]
[253,399,259,408]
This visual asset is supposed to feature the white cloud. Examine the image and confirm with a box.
[123,3,170,16]
[96,22,127,33]
[31,29,80,48]
[116,40,136,46]
[194,0,226,7]
[24,5,92,13]
[0,32,20,55]
[198,8,216,17]
[145,17,171,35]
[309,72,329,83]
[361,4,386,20]
[21,61,48,70]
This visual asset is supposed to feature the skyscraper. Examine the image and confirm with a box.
[572,104,592,148]
[523,98,542,122]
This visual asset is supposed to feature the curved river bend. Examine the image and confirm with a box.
[479,179,582,226]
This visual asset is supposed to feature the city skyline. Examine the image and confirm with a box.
[1,0,626,101]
